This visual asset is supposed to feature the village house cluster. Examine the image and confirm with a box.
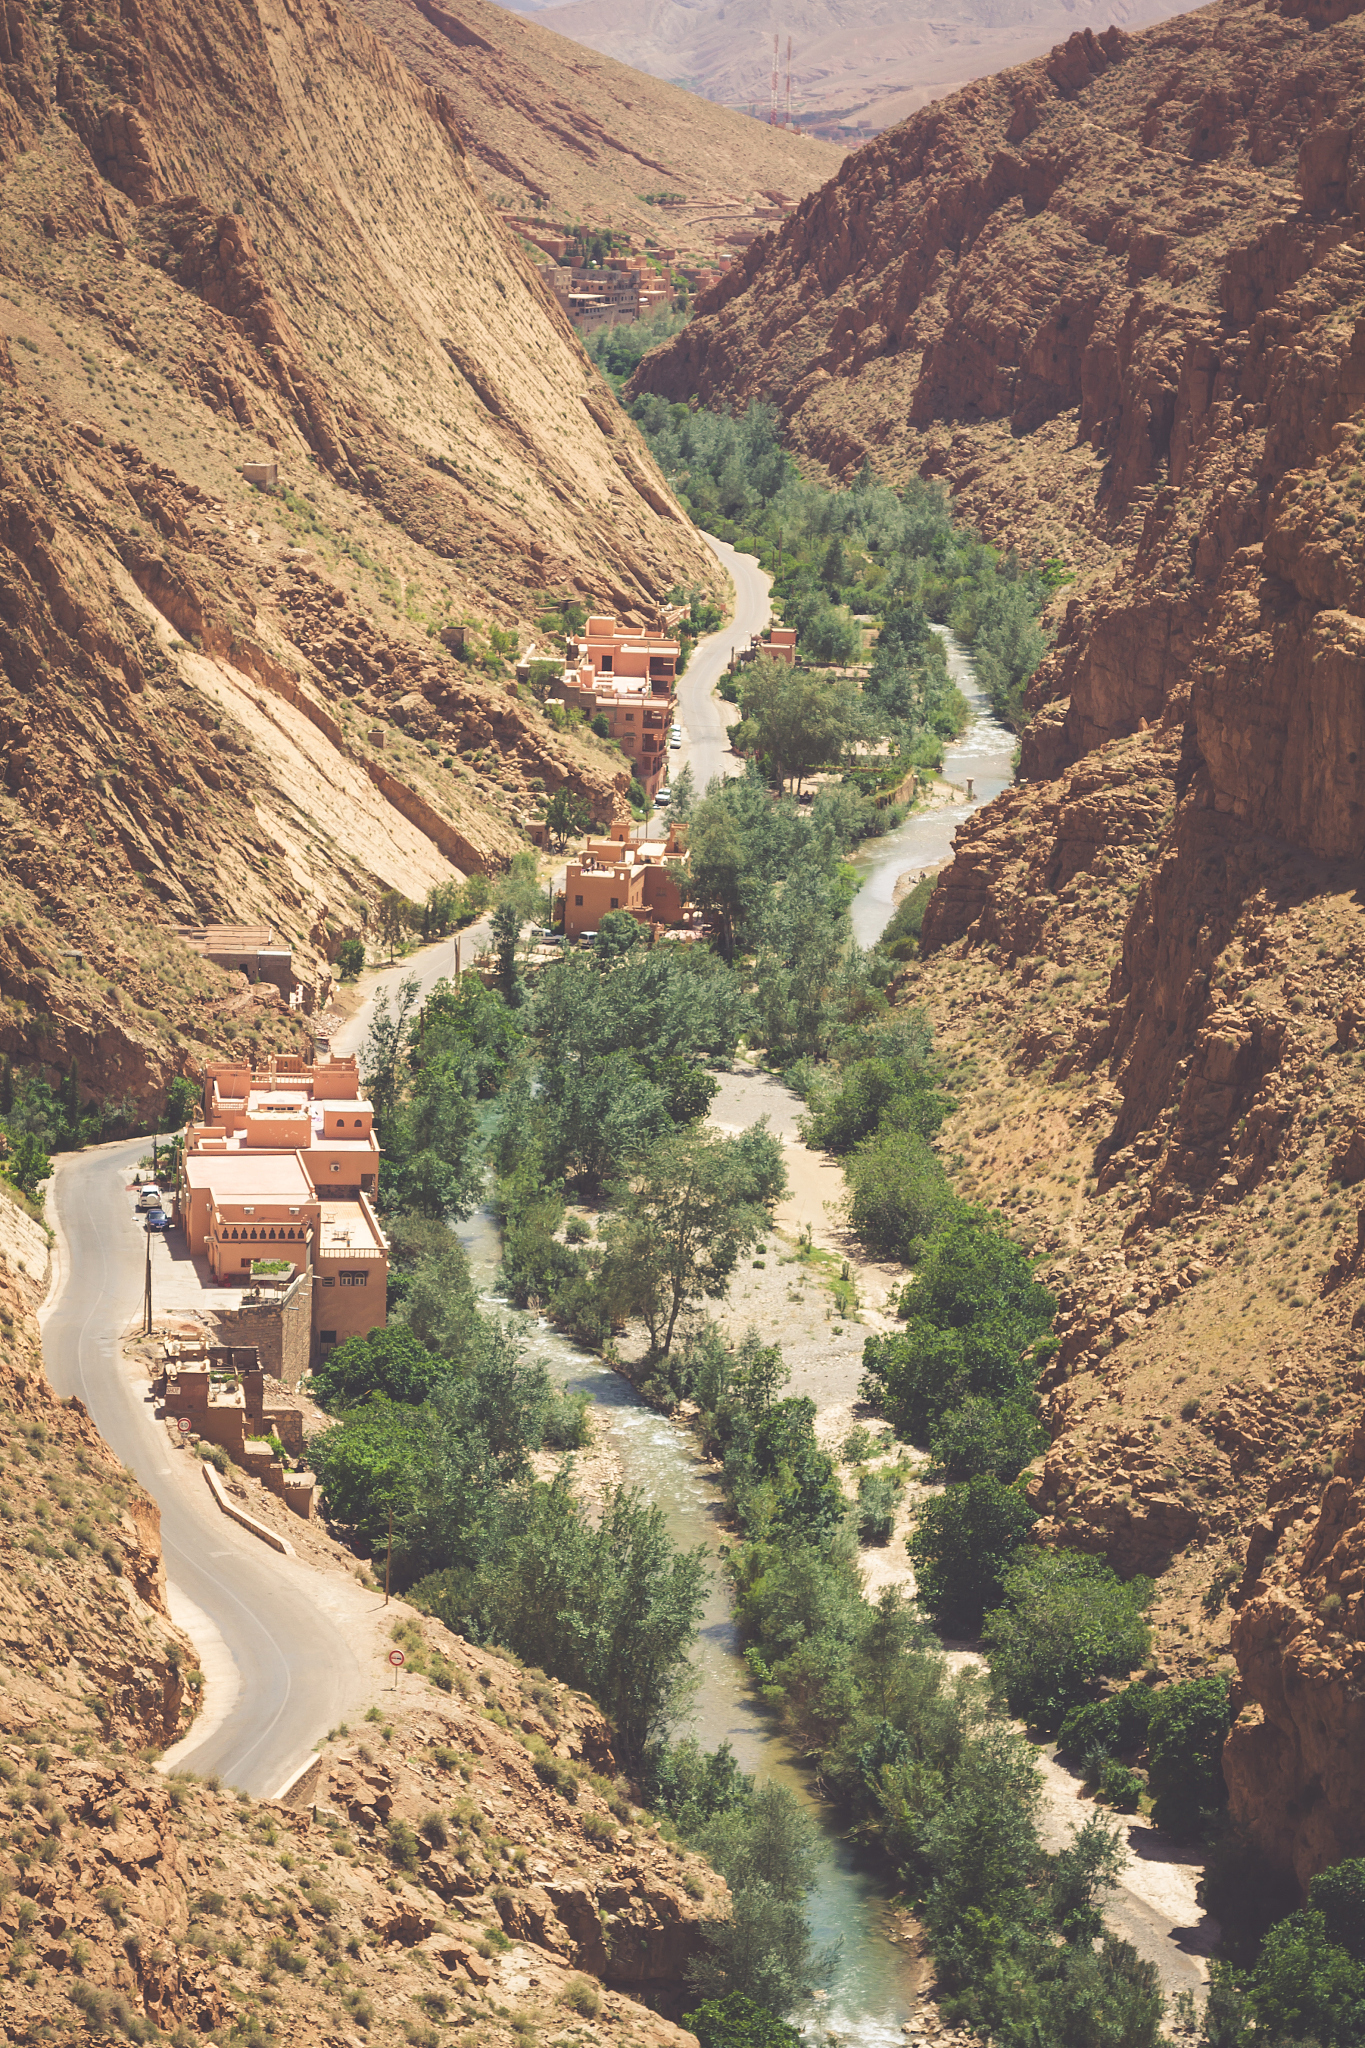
[178,1053,388,1377]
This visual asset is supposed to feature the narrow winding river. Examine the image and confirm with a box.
[454,641,1021,2044]
[458,1206,920,2047]
[849,628,1017,950]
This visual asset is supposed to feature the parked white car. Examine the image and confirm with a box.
[136,1183,163,1211]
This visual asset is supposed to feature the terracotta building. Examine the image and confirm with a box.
[558,615,679,797]
[178,1053,388,1373]
[561,824,694,941]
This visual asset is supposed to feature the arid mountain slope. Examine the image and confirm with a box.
[0,0,708,1102]
[639,0,1365,1890]
[350,0,841,245]
[520,0,1205,142]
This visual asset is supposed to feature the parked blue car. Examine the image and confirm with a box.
[144,1208,171,1232]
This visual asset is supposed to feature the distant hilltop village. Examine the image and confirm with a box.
[498,196,799,331]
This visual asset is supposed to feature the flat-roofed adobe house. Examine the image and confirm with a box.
[558,614,678,798]
[561,821,697,942]
[178,1052,387,1373]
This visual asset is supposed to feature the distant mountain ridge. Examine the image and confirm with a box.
[351,0,842,245]
[500,0,1208,137]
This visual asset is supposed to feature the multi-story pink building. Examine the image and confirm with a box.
[559,614,678,798]
[178,1054,388,1372]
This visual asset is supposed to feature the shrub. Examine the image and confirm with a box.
[581,1809,616,1845]
[1098,1761,1144,1813]
[387,1818,422,1871]
[337,937,366,980]
[982,1552,1154,1729]
[906,1475,1037,1633]
[1058,1683,1157,1764]
[856,1468,901,1545]
[561,1976,602,2018]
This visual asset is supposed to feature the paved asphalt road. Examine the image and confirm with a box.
[329,915,492,1063]
[674,533,772,794]
[42,1139,369,1795]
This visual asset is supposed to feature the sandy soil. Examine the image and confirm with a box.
[707,1064,902,1407]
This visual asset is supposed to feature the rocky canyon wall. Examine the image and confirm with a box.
[635,0,1365,1888]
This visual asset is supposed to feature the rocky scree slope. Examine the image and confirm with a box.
[636,0,1365,1896]
[349,0,841,252]
[0,0,708,1100]
[0,1206,718,2045]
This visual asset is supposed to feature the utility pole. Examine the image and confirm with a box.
[384,1502,393,1605]
[143,1224,152,1337]
[786,37,793,127]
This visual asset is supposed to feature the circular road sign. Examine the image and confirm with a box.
[388,1649,405,1667]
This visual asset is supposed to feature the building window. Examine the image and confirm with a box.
[574,894,584,907]
[600,656,612,672]
[289,1206,300,1215]
[243,1206,254,1216]
[320,1330,337,1346]
[241,1258,251,1268]
[339,1271,368,1287]
[610,897,619,909]
[321,1276,334,1287]
[330,1163,340,1172]
[354,1119,362,1128]
[625,710,635,721]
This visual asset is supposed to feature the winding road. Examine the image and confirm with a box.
[42,1140,374,1795]
[674,532,771,792]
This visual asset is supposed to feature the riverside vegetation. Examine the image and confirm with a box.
[293,865,1249,2047]
[296,438,1350,2038]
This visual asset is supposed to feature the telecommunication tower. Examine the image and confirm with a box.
[770,32,779,124]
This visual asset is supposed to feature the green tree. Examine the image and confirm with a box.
[684,1994,802,2048]
[1244,1908,1365,2046]
[0,1056,12,1116]
[596,909,645,957]
[377,888,419,960]
[414,1478,707,1763]
[844,1126,953,1263]
[1145,1677,1230,1838]
[544,785,592,850]
[906,1475,1036,1633]
[669,762,697,819]
[1312,1858,1365,1956]
[336,936,365,980]
[4,1129,51,1200]
[982,1551,1153,1728]
[688,1784,822,2012]
[930,1396,1046,1484]
[310,1325,450,1412]
[163,1076,201,1131]
[603,1123,787,1357]
[360,974,423,1137]
[860,1211,1056,1442]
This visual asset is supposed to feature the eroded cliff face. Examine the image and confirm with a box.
[0,0,709,1100]
[631,0,1365,1886]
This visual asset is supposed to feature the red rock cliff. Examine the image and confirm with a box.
[636,0,1365,1886]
